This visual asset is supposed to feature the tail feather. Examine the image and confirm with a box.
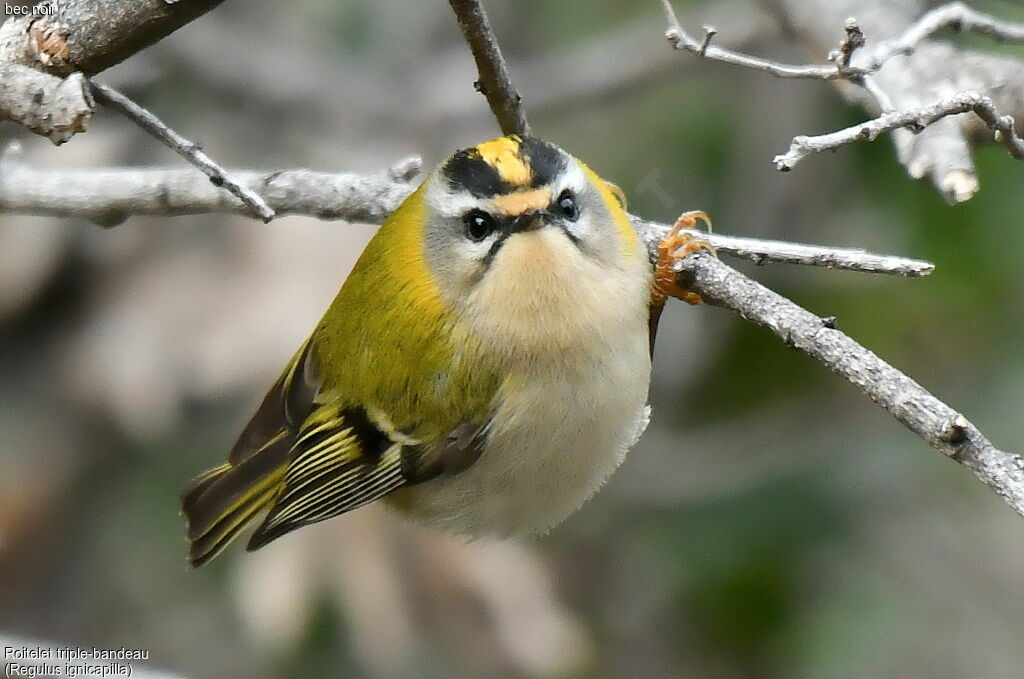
[181,433,290,568]
[181,464,230,519]
[188,495,278,568]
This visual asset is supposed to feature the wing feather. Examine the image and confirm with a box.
[228,338,318,465]
[246,405,409,550]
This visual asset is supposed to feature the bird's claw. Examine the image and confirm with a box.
[653,210,716,306]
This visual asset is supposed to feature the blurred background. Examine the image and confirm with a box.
[2,1,1024,677]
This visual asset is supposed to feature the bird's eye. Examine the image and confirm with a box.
[556,190,580,221]
[463,209,498,242]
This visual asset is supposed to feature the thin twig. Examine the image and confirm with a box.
[659,2,898,118]
[679,252,1024,518]
[775,91,1024,171]
[661,0,1024,178]
[658,0,866,80]
[858,73,896,112]
[89,81,276,222]
[659,1,902,168]
[870,1,1024,68]
[662,0,1024,82]
[447,0,531,136]
[631,216,932,276]
[834,19,897,113]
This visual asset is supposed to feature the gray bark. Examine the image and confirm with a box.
[0,63,92,143]
[766,0,1024,201]
[0,0,228,75]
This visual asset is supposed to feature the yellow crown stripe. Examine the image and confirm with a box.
[477,136,532,187]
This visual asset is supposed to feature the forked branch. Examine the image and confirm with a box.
[90,82,275,221]
[775,92,1024,171]
[659,0,1024,202]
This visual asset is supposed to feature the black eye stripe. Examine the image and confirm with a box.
[480,234,508,268]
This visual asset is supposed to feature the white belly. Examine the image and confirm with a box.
[404,330,651,537]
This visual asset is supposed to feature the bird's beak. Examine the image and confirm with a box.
[507,209,551,234]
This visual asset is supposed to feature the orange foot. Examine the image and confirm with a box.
[652,210,716,306]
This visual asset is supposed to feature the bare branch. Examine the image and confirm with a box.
[158,2,770,138]
[664,0,1024,85]
[857,73,896,112]
[659,0,857,79]
[89,82,275,222]
[660,4,908,147]
[0,63,93,143]
[447,0,531,136]
[0,0,231,143]
[679,251,1024,518]
[664,0,1024,202]
[764,0,1024,202]
[0,146,932,276]
[871,1,1024,67]
[632,218,934,277]
[701,234,932,276]
[0,144,420,227]
[0,0,229,76]
[775,91,1024,171]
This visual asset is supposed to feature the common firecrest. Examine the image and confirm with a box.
[181,135,708,566]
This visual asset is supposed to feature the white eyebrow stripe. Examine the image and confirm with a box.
[548,162,587,198]
[425,177,483,218]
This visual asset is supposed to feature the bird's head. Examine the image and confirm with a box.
[415,136,649,353]
[421,136,643,300]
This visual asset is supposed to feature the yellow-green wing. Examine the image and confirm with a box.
[245,404,413,550]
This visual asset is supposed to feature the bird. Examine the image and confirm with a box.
[180,135,709,567]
